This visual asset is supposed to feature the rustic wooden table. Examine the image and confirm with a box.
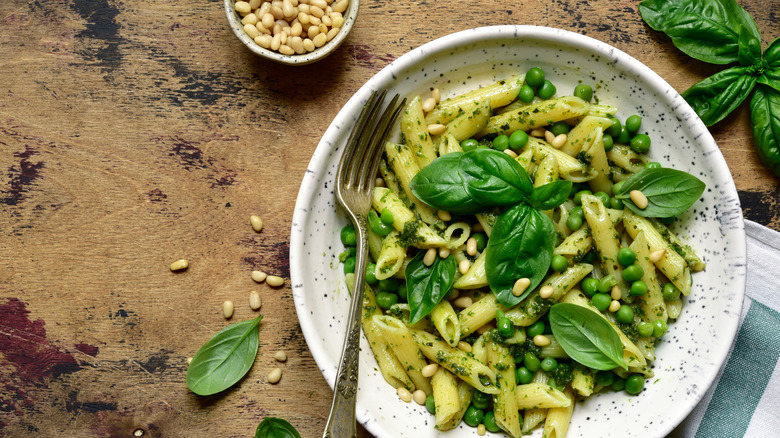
[1,0,778,436]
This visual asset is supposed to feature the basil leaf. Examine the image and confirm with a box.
[737,25,762,67]
[613,168,706,218]
[485,203,556,307]
[549,303,627,371]
[255,417,302,438]
[529,180,573,211]
[409,153,475,214]
[639,0,760,65]
[750,85,780,176]
[764,37,780,65]
[757,66,780,94]
[406,250,457,323]
[186,315,262,396]
[681,65,757,126]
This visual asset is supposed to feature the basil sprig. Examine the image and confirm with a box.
[255,417,302,438]
[549,303,627,371]
[613,168,706,218]
[406,249,457,323]
[640,0,780,176]
[186,315,262,396]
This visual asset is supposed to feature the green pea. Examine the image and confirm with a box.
[622,264,644,282]
[617,247,636,266]
[597,275,617,293]
[611,377,626,391]
[612,180,625,194]
[461,138,480,152]
[515,366,534,384]
[537,80,557,99]
[492,134,509,150]
[365,263,379,285]
[629,280,648,296]
[380,208,394,225]
[483,411,501,433]
[525,67,545,87]
[615,305,634,324]
[550,121,570,136]
[340,224,356,246]
[497,317,515,339]
[397,284,408,301]
[573,84,593,102]
[602,133,614,152]
[662,282,681,301]
[570,206,584,218]
[368,210,392,236]
[660,216,675,224]
[630,133,651,153]
[378,277,400,292]
[595,370,615,387]
[625,374,645,395]
[376,292,398,310]
[524,353,541,372]
[645,161,662,169]
[472,390,492,410]
[592,293,611,311]
[472,232,488,252]
[606,117,622,137]
[594,191,610,205]
[509,130,529,149]
[609,197,624,210]
[581,277,600,297]
[551,254,568,272]
[637,321,654,337]
[583,250,599,264]
[574,190,592,205]
[518,84,535,103]
[652,319,668,337]
[616,126,631,144]
[464,405,484,427]
[625,115,642,133]
[541,357,558,372]
[343,256,356,274]
[425,394,436,414]
[526,321,546,338]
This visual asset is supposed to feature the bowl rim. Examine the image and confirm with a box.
[223,0,359,65]
[290,24,747,437]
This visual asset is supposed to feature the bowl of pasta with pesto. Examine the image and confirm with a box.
[290,26,746,438]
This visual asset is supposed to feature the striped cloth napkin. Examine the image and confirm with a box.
[672,219,780,437]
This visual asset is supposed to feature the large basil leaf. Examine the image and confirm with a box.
[528,180,573,211]
[186,315,262,396]
[764,37,780,65]
[406,250,457,323]
[750,85,780,176]
[639,0,760,65]
[613,168,706,218]
[681,65,756,126]
[408,153,474,214]
[255,417,302,438]
[549,303,627,371]
[485,203,556,307]
[737,25,762,67]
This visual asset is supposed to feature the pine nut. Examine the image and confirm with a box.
[374,177,385,187]
[312,32,327,47]
[290,36,305,54]
[271,33,281,50]
[271,5,284,19]
[250,215,263,232]
[327,27,341,42]
[309,5,324,17]
[437,210,451,221]
[321,14,332,26]
[477,424,486,436]
[242,13,259,25]
[274,350,287,362]
[235,1,252,15]
[255,35,273,48]
[530,128,546,137]
[303,38,315,51]
[187,357,193,364]
[308,15,321,26]
[458,259,471,275]
[609,300,621,313]
[244,23,260,39]
[310,0,328,8]
[291,21,302,36]
[249,291,262,310]
[423,248,437,266]
[427,124,446,135]
[262,12,275,28]
[438,248,450,259]
[283,0,295,18]
[630,190,649,209]
[333,0,348,12]
[249,0,262,8]
[447,289,459,300]
[267,367,283,384]
[545,130,556,144]
[611,285,622,300]
[513,278,531,297]
[648,248,666,263]
[432,88,441,103]
[457,341,472,352]
[412,389,427,405]
[252,270,267,283]
[330,12,344,27]
[223,300,234,319]
[298,3,309,13]
[298,11,310,25]
[422,97,436,113]
[170,259,189,271]
[453,296,473,308]
[503,149,518,158]
[266,275,285,287]
[539,285,554,299]
[466,237,478,256]
[307,24,320,38]
[421,363,439,378]
[318,23,328,34]
[552,133,568,149]
[397,387,412,403]
[279,32,288,44]
[533,334,551,347]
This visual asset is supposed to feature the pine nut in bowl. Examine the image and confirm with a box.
[223,0,358,65]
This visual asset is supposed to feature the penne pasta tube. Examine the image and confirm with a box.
[514,383,571,409]
[629,231,668,324]
[554,227,593,261]
[521,372,550,433]
[443,99,491,141]
[400,96,437,167]
[375,231,405,280]
[581,194,629,297]
[373,315,433,395]
[436,380,474,431]
[487,341,522,438]
[571,365,595,397]
[430,300,461,347]
[431,368,461,428]
[525,137,597,182]
[372,187,447,248]
[580,127,612,194]
[426,75,525,125]
[542,387,575,438]
[480,96,591,137]
[560,115,614,157]
[649,218,707,272]
[385,141,439,225]
[607,143,646,174]
[438,132,463,156]
[453,250,488,289]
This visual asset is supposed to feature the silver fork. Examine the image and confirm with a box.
[323,90,406,438]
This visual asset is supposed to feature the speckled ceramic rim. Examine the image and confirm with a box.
[223,0,359,65]
[291,25,746,437]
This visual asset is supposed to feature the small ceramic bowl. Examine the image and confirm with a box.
[224,0,359,65]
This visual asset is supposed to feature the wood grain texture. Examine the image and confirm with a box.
[0,0,778,436]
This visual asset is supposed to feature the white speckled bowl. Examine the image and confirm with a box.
[290,26,746,437]
[223,0,358,65]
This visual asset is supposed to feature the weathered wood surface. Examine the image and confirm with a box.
[1,0,778,436]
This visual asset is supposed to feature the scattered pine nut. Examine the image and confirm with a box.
[458,259,471,275]
[466,237,478,256]
[447,289,459,301]
[375,177,386,187]
[412,389,427,405]
[630,190,649,209]
[513,278,531,297]
[267,367,283,384]
[437,210,452,221]
[453,296,473,308]
[421,363,439,378]
[222,300,235,319]
[477,424,487,436]
[250,215,264,232]
[252,270,268,283]
[648,248,666,263]
[503,149,518,158]
[438,248,451,259]
[249,291,262,310]
[533,334,551,347]
[170,259,189,271]
[266,275,285,287]
[457,341,472,353]
[397,387,412,403]
[544,130,556,144]
[421,97,436,113]
[432,88,441,103]
[610,285,622,300]
[539,285,554,299]
[423,248,437,266]
[609,300,621,313]
[274,350,287,362]
[427,123,446,136]
[187,357,193,365]
[552,133,568,149]
[530,128,546,137]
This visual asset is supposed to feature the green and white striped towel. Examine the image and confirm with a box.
[671,219,780,437]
